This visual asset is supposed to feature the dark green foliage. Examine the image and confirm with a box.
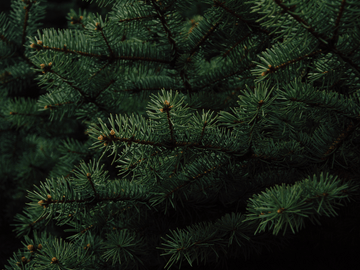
[1,0,360,269]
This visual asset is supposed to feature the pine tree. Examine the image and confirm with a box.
[0,0,114,242]
[1,0,360,269]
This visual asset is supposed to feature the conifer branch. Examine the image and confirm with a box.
[331,0,346,45]
[3,1,360,269]
[272,0,360,76]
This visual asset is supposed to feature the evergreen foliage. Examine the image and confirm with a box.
[1,0,360,269]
